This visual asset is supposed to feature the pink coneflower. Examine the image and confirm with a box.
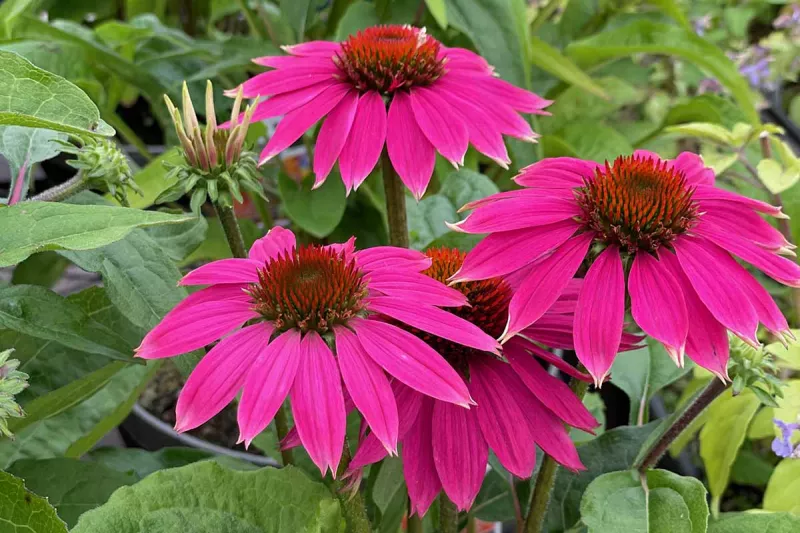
[227,25,550,199]
[450,151,800,385]
[136,228,499,476]
[339,248,603,515]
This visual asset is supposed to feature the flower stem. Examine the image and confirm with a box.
[381,152,409,248]
[30,172,87,202]
[407,513,423,533]
[525,376,590,533]
[336,442,371,533]
[439,494,459,533]
[214,202,294,466]
[635,378,728,472]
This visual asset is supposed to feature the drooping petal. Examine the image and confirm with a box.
[432,400,489,511]
[739,270,791,341]
[573,245,625,386]
[410,86,469,166]
[403,398,441,517]
[178,258,262,286]
[176,323,274,432]
[502,233,593,342]
[507,337,595,383]
[367,271,468,307]
[468,358,537,477]
[356,247,430,273]
[700,207,790,251]
[237,329,302,446]
[367,297,500,354]
[387,91,436,200]
[291,331,347,476]
[335,326,398,453]
[516,390,584,471]
[629,252,689,365]
[693,185,787,218]
[313,89,359,186]
[441,88,510,168]
[338,91,388,192]
[350,318,472,406]
[248,226,297,263]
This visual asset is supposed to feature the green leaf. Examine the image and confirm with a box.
[773,380,800,440]
[0,201,195,267]
[758,159,800,195]
[545,122,633,162]
[708,512,800,532]
[0,126,66,203]
[764,460,800,513]
[87,447,237,479]
[370,457,407,533]
[543,77,641,131]
[0,50,113,136]
[665,122,735,145]
[144,215,208,262]
[11,251,70,288]
[278,173,347,239]
[407,195,458,251]
[544,422,660,531]
[335,1,380,40]
[611,339,693,425]
[699,389,761,513]
[567,20,759,125]
[7,458,137,528]
[439,168,499,212]
[529,36,607,98]
[281,0,314,40]
[72,463,344,533]
[0,470,68,533]
[112,149,183,209]
[424,0,447,28]
[700,149,739,175]
[662,95,747,130]
[730,449,774,488]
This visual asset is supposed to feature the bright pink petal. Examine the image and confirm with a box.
[350,318,472,406]
[507,337,595,383]
[673,236,759,343]
[514,157,600,189]
[252,55,337,71]
[291,331,347,476]
[441,87,510,168]
[410,87,469,166]
[335,326,398,453]
[312,89,359,186]
[450,196,582,234]
[367,271,468,307]
[403,398,441,516]
[248,226,297,263]
[670,152,715,186]
[693,185,787,218]
[629,253,689,365]
[179,258,262,286]
[573,245,625,386]
[222,82,336,127]
[502,233,593,342]
[447,72,551,113]
[738,269,791,340]
[175,323,273,432]
[282,41,341,57]
[504,343,598,432]
[387,91,436,200]
[701,206,790,251]
[440,47,493,73]
[234,70,337,98]
[432,400,488,511]
[450,221,578,282]
[469,359,536,477]
[356,247,431,272]
[338,91,387,192]
[367,297,499,353]
[516,390,584,471]
[258,83,350,163]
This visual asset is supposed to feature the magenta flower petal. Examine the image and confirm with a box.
[629,252,689,365]
[236,69,337,98]
[514,157,599,189]
[469,358,536,477]
[367,297,500,353]
[355,246,431,272]
[452,196,582,234]
[312,89,359,186]
[253,55,338,71]
[248,226,297,263]
[403,398,441,517]
[574,246,625,386]
[432,400,488,511]
[338,91,388,191]
[335,326,399,453]
[517,391,584,471]
[223,82,335,127]
[291,331,347,477]
[282,41,341,56]
[368,271,468,307]
[447,90,510,168]
[237,329,302,446]
[410,86,469,166]
[694,185,787,218]
[387,91,436,200]
[502,233,593,342]
[738,268,791,340]
[669,151,715,186]
[178,258,262,286]
[350,318,472,406]
[175,322,274,432]
[701,207,790,251]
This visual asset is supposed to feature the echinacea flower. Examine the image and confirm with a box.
[772,418,800,458]
[136,227,499,476]
[341,248,605,515]
[227,25,550,199]
[450,151,800,385]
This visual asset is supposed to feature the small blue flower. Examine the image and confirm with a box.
[772,418,800,458]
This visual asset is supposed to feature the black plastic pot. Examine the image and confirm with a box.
[119,403,279,467]
[767,85,800,144]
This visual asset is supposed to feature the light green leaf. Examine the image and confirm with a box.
[545,122,633,162]
[758,158,800,195]
[665,122,734,146]
[662,95,747,130]
[0,201,195,267]
[529,36,607,98]
[773,380,800,439]
[72,463,344,533]
[335,1,379,40]
[543,77,641,131]
[0,470,67,533]
[708,512,800,532]
[700,149,739,175]
[763,459,800,514]
[278,173,347,239]
[424,0,447,28]
[747,407,775,440]
[0,50,113,136]
[111,149,183,209]
[0,126,66,204]
[699,389,761,513]
[7,458,138,528]
[281,0,315,39]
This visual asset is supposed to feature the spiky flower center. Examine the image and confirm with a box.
[401,247,510,375]
[248,246,368,334]
[335,25,445,93]
[576,155,698,253]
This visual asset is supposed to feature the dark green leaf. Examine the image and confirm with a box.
[144,215,208,262]
[0,470,67,533]
[87,447,224,479]
[0,125,66,203]
[336,2,380,40]
[281,0,315,40]
[11,251,70,288]
[278,173,347,239]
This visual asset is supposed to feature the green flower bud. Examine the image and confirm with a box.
[58,137,141,206]
[0,349,29,440]
[729,335,784,406]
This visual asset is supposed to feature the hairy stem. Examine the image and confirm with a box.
[381,152,409,248]
[635,378,728,472]
[439,494,459,533]
[336,443,371,533]
[30,172,87,202]
[525,377,590,533]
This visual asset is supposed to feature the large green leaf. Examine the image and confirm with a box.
[11,251,70,288]
[529,36,607,98]
[0,470,68,533]
[87,447,248,479]
[143,215,208,263]
[72,463,344,533]
[763,459,800,514]
[566,20,760,125]
[708,512,800,532]
[0,50,112,136]
[7,458,137,528]
[278,173,347,239]
[0,201,194,267]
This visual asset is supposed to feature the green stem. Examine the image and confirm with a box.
[336,442,371,533]
[439,494,459,533]
[381,152,409,248]
[525,377,590,533]
[407,510,423,533]
[467,514,477,533]
[235,0,267,39]
[273,407,295,467]
[251,191,274,228]
[30,172,87,202]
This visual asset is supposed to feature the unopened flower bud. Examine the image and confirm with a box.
[0,349,29,440]
[58,137,141,206]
